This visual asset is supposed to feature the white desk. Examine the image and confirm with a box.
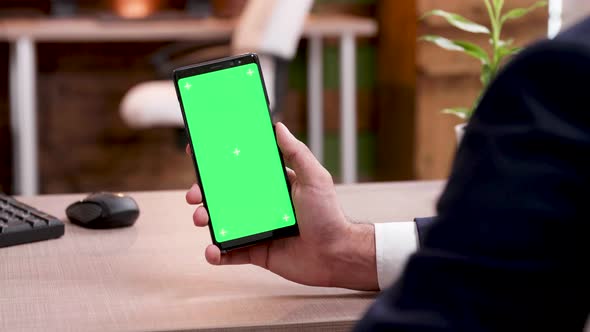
[0,15,378,195]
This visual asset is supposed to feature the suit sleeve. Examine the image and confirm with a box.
[414,217,436,247]
[356,26,590,332]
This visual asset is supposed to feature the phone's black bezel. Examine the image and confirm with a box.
[173,53,299,252]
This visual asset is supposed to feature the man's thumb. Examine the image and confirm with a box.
[275,122,327,185]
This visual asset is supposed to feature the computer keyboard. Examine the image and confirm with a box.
[0,194,64,248]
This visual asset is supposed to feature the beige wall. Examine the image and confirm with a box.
[563,0,590,28]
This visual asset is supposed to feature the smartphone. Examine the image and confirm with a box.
[173,53,299,252]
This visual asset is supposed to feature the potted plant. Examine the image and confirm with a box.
[420,0,547,143]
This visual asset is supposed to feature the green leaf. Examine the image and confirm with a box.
[420,35,462,51]
[497,45,522,63]
[501,46,522,56]
[421,35,490,64]
[493,0,505,9]
[453,41,490,65]
[442,107,470,120]
[483,0,497,29]
[480,63,493,87]
[493,0,505,18]
[421,9,490,34]
[501,1,547,24]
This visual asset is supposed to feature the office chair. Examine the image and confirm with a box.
[119,0,313,129]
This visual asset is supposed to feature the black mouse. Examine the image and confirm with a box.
[66,192,139,229]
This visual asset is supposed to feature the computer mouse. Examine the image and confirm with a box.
[66,192,139,229]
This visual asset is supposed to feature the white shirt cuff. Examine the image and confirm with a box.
[374,222,419,290]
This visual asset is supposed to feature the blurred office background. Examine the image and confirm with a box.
[0,0,586,195]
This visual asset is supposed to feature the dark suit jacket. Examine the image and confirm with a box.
[356,17,590,331]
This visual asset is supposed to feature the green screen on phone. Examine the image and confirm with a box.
[177,62,296,244]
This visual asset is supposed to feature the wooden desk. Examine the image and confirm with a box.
[0,181,443,331]
[0,15,378,195]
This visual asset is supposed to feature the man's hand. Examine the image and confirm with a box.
[186,122,378,291]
